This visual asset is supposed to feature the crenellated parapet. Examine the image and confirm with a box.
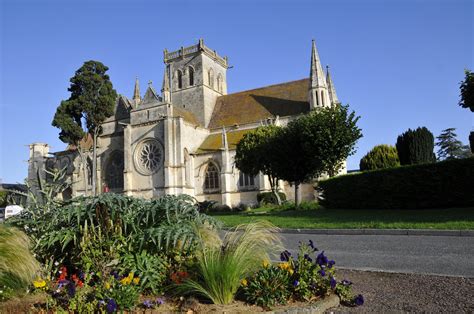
[163,39,228,68]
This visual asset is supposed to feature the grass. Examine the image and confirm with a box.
[209,203,474,230]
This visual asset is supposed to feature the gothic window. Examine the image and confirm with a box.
[316,91,320,106]
[208,68,214,89]
[321,91,325,106]
[204,162,220,192]
[134,139,163,175]
[217,74,223,93]
[238,172,256,190]
[177,69,183,89]
[188,66,194,86]
[87,158,93,186]
[105,151,124,190]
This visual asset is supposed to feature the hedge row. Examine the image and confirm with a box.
[318,157,474,209]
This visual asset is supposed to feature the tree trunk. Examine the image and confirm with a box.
[268,175,282,206]
[294,182,300,207]
[78,148,88,196]
[92,130,98,196]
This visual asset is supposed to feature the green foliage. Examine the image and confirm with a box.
[319,158,474,209]
[241,265,291,307]
[359,144,400,171]
[459,69,474,112]
[470,132,474,154]
[396,127,436,165]
[0,191,9,207]
[0,225,40,299]
[9,193,220,277]
[436,128,472,160]
[257,192,287,205]
[175,221,282,304]
[120,250,169,295]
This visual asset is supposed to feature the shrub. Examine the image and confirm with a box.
[319,157,474,209]
[175,221,282,304]
[257,192,286,205]
[359,145,400,171]
[0,225,40,300]
[396,127,436,165]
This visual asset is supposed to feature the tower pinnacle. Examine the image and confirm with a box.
[326,65,339,106]
[161,66,171,103]
[133,77,141,106]
[308,39,330,109]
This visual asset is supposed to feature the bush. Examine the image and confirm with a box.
[359,145,400,171]
[396,127,436,165]
[319,157,474,209]
[257,192,286,205]
[0,225,40,300]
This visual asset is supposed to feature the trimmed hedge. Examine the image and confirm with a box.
[318,157,474,209]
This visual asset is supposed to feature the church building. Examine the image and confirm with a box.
[28,39,343,206]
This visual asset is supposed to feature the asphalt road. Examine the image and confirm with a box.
[279,233,474,278]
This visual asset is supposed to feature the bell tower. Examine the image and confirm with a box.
[308,39,331,109]
[163,39,229,127]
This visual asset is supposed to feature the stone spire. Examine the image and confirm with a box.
[309,39,329,109]
[133,77,141,106]
[161,66,171,103]
[326,66,339,106]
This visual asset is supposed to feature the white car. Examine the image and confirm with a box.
[4,205,24,219]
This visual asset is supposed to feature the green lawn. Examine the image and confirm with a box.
[209,205,474,230]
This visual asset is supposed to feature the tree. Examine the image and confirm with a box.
[275,104,362,206]
[436,128,472,160]
[52,61,117,196]
[359,145,400,171]
[235,125,283,205]
[396,127,436,165]
[459,69,474,112]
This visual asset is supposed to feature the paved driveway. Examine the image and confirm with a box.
[280,233,474,277]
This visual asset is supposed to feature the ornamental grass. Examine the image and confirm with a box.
[0,225,40,293]
[176,220,282,304]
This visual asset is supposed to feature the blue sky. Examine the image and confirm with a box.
[0,0,473,183]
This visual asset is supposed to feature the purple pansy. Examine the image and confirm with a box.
[106,299,118,313]
[143,300,153,308]
[316,251,328,266]
[330,277,337,289]
[293,280,300,287]
[354,294,364,306]
[156,297,165,305]
[341,279,352,286]
[280,250,292,262]
[318,269,326,277]
[328,260,335,268]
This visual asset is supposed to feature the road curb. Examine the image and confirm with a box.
[277,228,474,237]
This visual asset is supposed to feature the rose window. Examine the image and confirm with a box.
[134,139,163,175]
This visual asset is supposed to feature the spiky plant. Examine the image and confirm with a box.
[176,221,282,304]
[0,225,40,294]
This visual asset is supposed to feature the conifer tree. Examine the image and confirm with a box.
[459,69,474,112]
[436,128,471,160]
[395,127,436,165]
[359,144,400,171]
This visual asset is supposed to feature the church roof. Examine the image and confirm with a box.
[208,78,310,129]
[172,106,200,126]
[195,128,253,154]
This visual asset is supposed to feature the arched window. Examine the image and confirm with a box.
[204,162,219,192]
[208,68,214,89]
[177,70,183,89]
[217,74,223,93]
[321,91,325,106]
[105,151,124,190]
[316,91,320,106]
[188,66,194,86]
[239,172,256,190]
[87,157,93,186]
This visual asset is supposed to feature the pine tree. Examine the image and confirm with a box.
[436,128,472,160]
[396,127,436,165]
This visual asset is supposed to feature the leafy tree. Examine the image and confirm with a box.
[235,125,283,204]
[436,128,472,160]
[275,105,362,206]
[359,144,400,171]
[396,127,436,165]
[459,69,474,112]
[470,132,474,154]
[52,61,117,195]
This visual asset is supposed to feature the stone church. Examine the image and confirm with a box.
[28,39,343,207]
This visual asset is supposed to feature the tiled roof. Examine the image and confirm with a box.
[208,79,310,129]
[195,128,254,154]
[172,106,200,126]
[67,133,93,151]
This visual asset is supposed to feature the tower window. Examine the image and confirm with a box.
[177,70,183,89]
[217,74,223,93]
[204,162,220,192]
[321,91,325,106]
[188,66,194,86]
[239,172,256,190]
[208,68,214,89]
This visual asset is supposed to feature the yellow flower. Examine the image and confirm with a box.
[262,260,270,268]
[33,279,46,289]
[241,279,248,287]
[289,269,294,275]
[104,282,111,290]
[133,277,140,285]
